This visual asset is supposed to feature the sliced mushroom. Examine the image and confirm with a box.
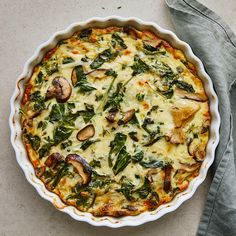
[77,124,95,141]
[66,154,92,185]
[123,109,135,123]
[46,76,72,103]
[26,110,42,119]
[143,39,162,49]
[106,111,117,123]
[179,162,201,172]
[45,153,63,168]
[35,166,45,178]
[163,164,173,193]
[188,139,206,162]
[71,67,78,86]
[175,88,208,102]
[147,169,161,183]
[118,109,135,125]
[123,26,140,39]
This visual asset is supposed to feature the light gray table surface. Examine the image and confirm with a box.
[0,0,235,235]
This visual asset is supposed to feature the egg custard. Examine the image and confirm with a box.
[20,26,210,217]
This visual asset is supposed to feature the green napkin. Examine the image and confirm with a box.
[165,0,236,235]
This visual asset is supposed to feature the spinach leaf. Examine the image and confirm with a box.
[26,133,41,150]
[95,94,103,101]
[30,91,42,101]
[153,61,176,81]
[143,135,163,146]
[112,146,131,175]
[156,88,174,99]
[90,172,113,188]
[37,121,47,130]
[35,71,43,85]
[143,43,158,52]
[53,125,73,145]
[135,177,151,199]
[90,48,118,69]
[38,142,53,159]
[60,140,72,149]
[50,163,70,190]
[30,91,45,111]
[139,159,166,168]
[81,55,89,62]
[117,180,135,201]
[62,57,75,64]
[174,80,195,93]
[43,58,58,76]
[143,43,166,55]
[80,139,100,150]
[136,93,145,101]
[141,117,154,134]
[131,55,150,76]
[132,150,144,162]
[78,103,95,123]
[104,82,124,111]
[109,133,127,157]
[128,131,139,142]
[147,105,158,115]
[67,102,75,111]
[73,65,96,92]
[112,33,127,49]
[79,28,92,40]
[105,69,118,78]
[89,159,101,168]
[48,104,65,123]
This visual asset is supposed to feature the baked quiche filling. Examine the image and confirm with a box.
[20,26,210,217]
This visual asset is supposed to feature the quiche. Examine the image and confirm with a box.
[20,26,211,217]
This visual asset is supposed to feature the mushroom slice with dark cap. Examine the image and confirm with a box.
[118,109,135,125]
[45,152,63,169]
[188,138,206,162]
[46,76,72,103]
[65,154,92,185]
[106,111,117,123]
[123,109,135,123]
[163,164,173,193]
[77,124,95,141]
[123,26,141,39]
[175,88,207,102]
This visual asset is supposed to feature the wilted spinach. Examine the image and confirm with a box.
[30,91,46,111]
[62,57,75,64]
[90,48,118,69]
[135,177,151,199]
[174,80,195,93]
[80,139,100,150]
[131,55,150,76]
[139,159,166,168]
[112,33,127,49]
[104,82,124,111]
[26,133,41,150]
[112,146,131,175]
[73,65,96,92]
[48,104,65,123]
[132,149,144,163]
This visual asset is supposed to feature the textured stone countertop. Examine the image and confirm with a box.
[1,0,235,235]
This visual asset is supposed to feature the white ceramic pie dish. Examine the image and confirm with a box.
[9,16,220,227]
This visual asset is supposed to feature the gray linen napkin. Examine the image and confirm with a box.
[165,0,236,235]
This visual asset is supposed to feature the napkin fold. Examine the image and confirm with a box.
[165,0,236,235]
